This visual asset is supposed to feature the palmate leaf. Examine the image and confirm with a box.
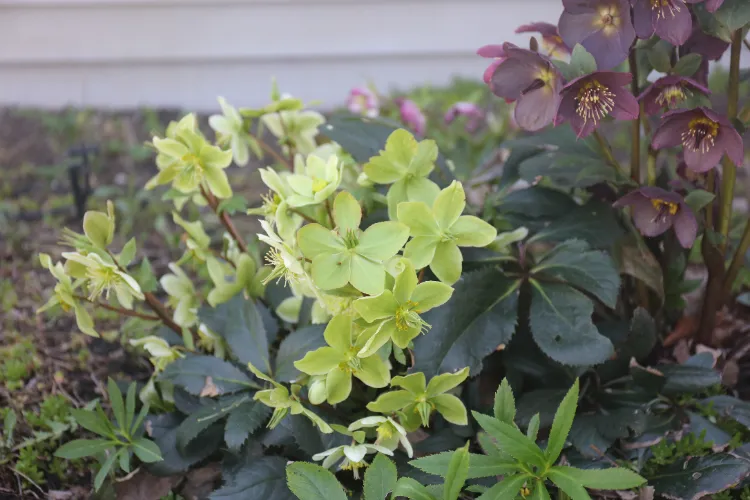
[224,401,271,451]
[412,268,520,378]
[146,413,223,476]
[176,394,251,450]
[649,454,750,500]
[528,281,614,367]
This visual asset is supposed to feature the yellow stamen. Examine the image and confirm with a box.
[655,85,687,108]
[650,199,679,216]
[651,0,681,19]
[681,117,719,154]
[575,80,616,124]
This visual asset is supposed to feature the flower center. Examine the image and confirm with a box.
[87,265,120,301]
[575,80,616,124]
[312,178,328,193]
[376,422,394,440]
[395,301,430,333]
[343,229,359,249]
[681,117,719,153]
[263,248,293,285]
[651,0,681,19]
[655,84,687,109]
[595,5,620,31]
[650,199,679,223]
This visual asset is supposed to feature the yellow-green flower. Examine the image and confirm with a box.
[262,109,325,156]
[209,96,261,167]
[62,252,144,310]
[160,263,199,328]
[37,253,97,337]
[286,154,342,207]
[130,336,183,372]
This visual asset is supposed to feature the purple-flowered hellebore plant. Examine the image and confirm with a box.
[477,45,507,85]
[614,187,698,248]
[444,102,484,133]
[489,43,563,132]
[651,107,745,172]
[554,71,639,138]
[558,0,636,70]
[396,98,427,137]
[347,87,379,118]
[515,22,571,56]
[631,0,702,46]
[638,75,710,116]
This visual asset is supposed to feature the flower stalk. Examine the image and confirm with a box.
[72,294,161,321]
[629,51,641,184]
[593,130,627,178]
[200,185,249,254]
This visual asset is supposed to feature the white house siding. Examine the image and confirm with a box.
[0,0,563,111]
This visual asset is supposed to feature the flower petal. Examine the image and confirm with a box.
[294,346,343,375]
[450,216,497,247]
[324,314,354,352]
[350,255,387,296]
[311,252,351,291]
[431,394,468,426]
[354,292,399,323]
[411,281,454,312]
[358,222,410,261]
[326,367,353,405]
[430,241,463,284]
[355,355,391,388]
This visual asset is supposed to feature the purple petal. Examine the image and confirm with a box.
[674,206,698,248]
[562,0,597,14]
[558,10,601,50]
[705,0,725,12]
[632,198,673,237]
[652,114,692,150]
[516,22,559,37]
[638,85,662,116]
[718,126,745,167]
[638,186,684,203]
[611,91,640,120]
[683,141,724,172]
[514,86,560,131]
[554,93,577,127]
[596,71,633,89]
[632,0,656,39]
[581,26,632,70]
[483,60,503,85]
[613,190,646,208]
[490,59,541,100]
[654,3,692,46]
[477,44,506,58]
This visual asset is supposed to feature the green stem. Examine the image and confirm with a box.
[724,222,750,298]
[718,29,743,251]
[629,51,642,183]
[593,130,627,178]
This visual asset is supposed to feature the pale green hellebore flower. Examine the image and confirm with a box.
[146,113,234,199]
[257,220,305,286]
[286,154,342,208]
[130,336,184,372]
[160,263,199,328]
[353,259,453,356]
[261,109,325,156]
[363,128,441,220]
[294,315,391,405]
[37,253,97,337]
[248,167,303,242]
[82,202,115,249]
[297,191,409,295]
[209,97,260,167]
[62,252,144,310]
[197,324,227,359]
[313,442,393,479]
[398,181,497,284]
[206,254,267,307]
[248,362,332,434]
[366,368,470,431]
[348,416,413,458]
[172,212,212,263]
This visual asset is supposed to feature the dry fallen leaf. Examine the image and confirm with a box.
[200,376,219,397]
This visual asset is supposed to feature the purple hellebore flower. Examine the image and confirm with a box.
[652,107,745,172]
[444,102,484,132]
[638,75,710,116]
[477,45,507,85]
[704,0,725,11]
[631,0,701,46]
[681,25,730,84]
[554,71,640,138]
[614,187,698,248]
[490,43,563,132]
[396,98,426,136]
[558,0,636,70]
[347,87,379,118]
[515,22,571,56]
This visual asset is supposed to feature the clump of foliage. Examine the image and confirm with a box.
[35,1,750,497]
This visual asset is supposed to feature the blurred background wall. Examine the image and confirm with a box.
[0,0,561,111]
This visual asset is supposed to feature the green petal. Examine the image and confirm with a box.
[173,170,201,194]
[287,174,314,198]
[200,145,233,170]
[333,191,362,232]
[411,281,454,312]
[153,137,189,159]
[425,367,470,397]
[433,181,466,230]
[297,224,344,259]
[430,241,462,285]
[324,314,354,352]
[405,177,440,207]
[393,260,418,304]
[358,222,410,261]
[276,296,302,323]
[326,367,352,404]
[311,253,351,291]
[205,167,233,199]
[294,347,342,376]
[386,181,409,221]
[353,291,398,323]
[364,155,405,184]
[391,324,421,349]
[450,216,497,247]
[354,355,391,388]
[403,236,440,269]
[391,372,426,394]
[397,202,440,236]
[357,320,397,358]
[232,136,250,167]
[430,394,468,425]
[74,304,98,337]
[409,139,438,177]
[367,390,415,413]
[350,255,386,296]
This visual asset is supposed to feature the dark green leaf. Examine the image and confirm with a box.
[224,401,271,451]
[136,257,158,293]
[443,444,469,500]
[529,282,614,366]
[410,451,518,479]
[199,295,270,372]
[570,44,598,76]
[70,408,114,438]
[125,383,137,433]
[714,0,750,31]
[569,414,620,458]
[55,438,113,459]
[547,467,592,500]
[413,269,520,377]
[701,395,750,428]
[146,413,223,476]
[493,378,516,425]
[217,195,248,215]
[516,389,567,428]
[613,234,664,301]
[286,462,347,500]
[94,449,119,491]
[684,189,716,212]
[364,454,397,500]
[526,414,540,441]
[391,477,439,500]
[160,355,258,396]
[529,479,551,500]
[519,152,614,189]
[530,201,626,249]
[658,361,721,396]
[476,474,531,500]
[545,380,579,464]
[688,412,733,449]
[107,378,126,433]
[211,456,295,500]
[176,394,251,450]
[472,412,546,469]
[534,240,620,308]
[650,454,750,499]
[500,186,577,226]
[274,324,327,382]
[290,414,349,457]
[553,466,645,490]
[646,41,673,73]
[132,437,162,463]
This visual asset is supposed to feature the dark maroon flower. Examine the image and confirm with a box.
[477,45,507,85]
[554,71,640,138]
[444,102,484,132]
[652,107,745,172]
[614,187,698,248]
[631,0,699,46]
[681,25,730,84]
[490,43,563,131]
[558,0,636,70]
[638,75,710,115]
[516,22,571,56]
